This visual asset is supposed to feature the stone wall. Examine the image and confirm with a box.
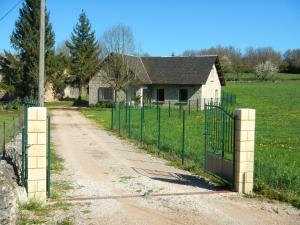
[0,160,26,225]
[0,160,18,225]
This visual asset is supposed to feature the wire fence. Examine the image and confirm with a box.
[0,114,23,157]
[110,92,237,169]
[112,103,206,169]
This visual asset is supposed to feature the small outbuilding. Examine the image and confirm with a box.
[89,55,225,108]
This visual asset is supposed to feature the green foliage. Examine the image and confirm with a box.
[225,72,300,81]
[0,0,55,98]
[47,53,70,99]
[73,98,89,107]
[5,98,22,111]
[18,199,72,224]
[66,11,101,100]
[20,199,48,213]
[57,218,74,225]
[50,145,64,173]
[51,180,73,199]
[93,100,114,108]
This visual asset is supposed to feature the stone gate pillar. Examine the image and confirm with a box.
[27,107,47,202]
[234,108,256,194]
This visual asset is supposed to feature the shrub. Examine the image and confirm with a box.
[255,60,278,80]
[93,100,114,108]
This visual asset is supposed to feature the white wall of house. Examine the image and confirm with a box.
[64,85,87,99]
[200,64,221,105]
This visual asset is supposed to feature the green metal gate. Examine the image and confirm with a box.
[204,102,236,186]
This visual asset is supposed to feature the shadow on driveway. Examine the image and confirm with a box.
[132,167,225,191]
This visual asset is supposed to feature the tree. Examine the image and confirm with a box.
[100,24,141,101]
[100,24,136,57]
[244,47,282,72]
[280,49,300,73]
[0,0,55,98]
[255,60,278,80]
[220,55,233,73]
[56,40,70,56]
[47,53,70,98]
[66,11,101,100]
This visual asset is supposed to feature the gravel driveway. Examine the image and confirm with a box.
[51,109,299,225]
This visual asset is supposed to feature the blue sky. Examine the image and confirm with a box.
[0,0,299,56]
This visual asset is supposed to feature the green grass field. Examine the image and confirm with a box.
[224,82,300,207]
[225,72,300,81]
[80,82,300,208]
[0,110,22,155]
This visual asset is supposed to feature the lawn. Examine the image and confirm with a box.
[224,82,300,207]
[80,82,300,208]
[225,72,300,81]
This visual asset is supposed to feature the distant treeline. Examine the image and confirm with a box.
[182,46,300,74]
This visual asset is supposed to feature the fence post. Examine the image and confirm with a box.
[2,121,5,158]
[181,110,185,165]
[157,106,161,155]
[21,127,25,186]
[13,116,16,138]
[118,103,121,134]
[234,108,256,194]
[188,100,191,115]
[125,102,128,123]
[128,105,131,138]
[111,104,114,130]
[140,106,143,142]
[47,116,51,198]
[204,105,207,170]
[179,104,182,118]
[168,100,171,118]
[156,101,159,120]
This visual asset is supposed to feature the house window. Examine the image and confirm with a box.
[98,87,113,101]
[179,89,188,102]
[157,89,164,101]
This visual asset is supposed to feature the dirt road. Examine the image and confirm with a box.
[51,109,299,225]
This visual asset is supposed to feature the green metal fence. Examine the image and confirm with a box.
[110,92,236,182]
[111,102,206,169]
[0,114,23,158]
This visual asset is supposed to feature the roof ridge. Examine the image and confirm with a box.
[141,55,218,59]
[139,57,152,84]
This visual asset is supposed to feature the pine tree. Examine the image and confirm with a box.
[0,0,55,98]
[66,11,101,100]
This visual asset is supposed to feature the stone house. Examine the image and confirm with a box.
[89,55,225,107]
